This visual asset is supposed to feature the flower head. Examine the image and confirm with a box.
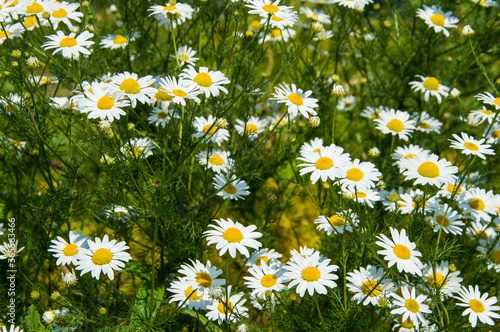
[376,227,423,276]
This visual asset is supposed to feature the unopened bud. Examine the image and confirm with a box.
[309,116,321,128]
[332,84,345,96]
[389,193,400,203]
[462,25,475,37]
[216,118,228,129]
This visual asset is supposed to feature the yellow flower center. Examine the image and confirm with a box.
[116,211,127,218]
[194,72,213,87]
[464,142,479,151]
[469,299,485,313]
[157,111,168,119]
[404,154,417,159]
[179,54,190,62]
[490,250,500,264]
[329,215,345,227]
[120,78,141,94]
[185,285,203,301]
[446,184,461,194]
[261,274,277,288]
[428,273,445,288]
[26,2,44,14]
[59,37,77,47]
[313,148,321,153]
[63,243,79,256]
[417,161,440,178]
[423,77,440,91]
[315,157,334,170]
[387,119,404,132]
[469,198,485,210]
[418,122,430,129]
[113,35,128,44]
[356,192,367,198]
[195,271,212,288]
[475,230,489,240]
[288,93,303,106]
[405,299,420,313]
[346,168,364,182]
[208,155,224,166]
[51,8,68,18]
[245,31,254,36]
[361,280,381,297]
[255,256,269,266]
[127,147,145,158]
[97,96,115,110]
[0,30,12,39]
[271,29,282,38]
[301,266,321,282]
[171,89,187,97]
[491,130,500,139]
[250,20,261,30]
[371,111,381,119]
[217,301,233,314]
[311,13,319,20]
[393,244,411,260]
[24,16,38,28]
[91,248,113,265]
[430,14,445,26]
[263,4,279,13]
[271,15,284,21]
[156,88,173,101]
[222,227,243,243]
[436,215,450,227]
[163,5,176,11]
[246,124,258,134]
[202,124,217,135]
[401,318,414,329]
[494,97,500,106]
[482,109,494,116]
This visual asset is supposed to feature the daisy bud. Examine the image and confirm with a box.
[11,50,22,58]
[11,61,18,67]
[309,116,321,128]
[61,270,78,286]
[31,290,40,299]
[82,1,90,8]
[462,25,475,37]
[26,56,40,69]
[389,193,400,203]
[378,297,389,307]
[449,88,461,99]
[216,118,229,129]
[368,147,380,157]
[332,84,345,96]
[343,191,355,200]
[374,3,380,10]
[359,77,368,84]
[86,25,95,32]
[237,323,248,332]
[42,11,50,19]
[448,264,457,272]
[207,285,224,300]
[43,310,56,324]
[51,291,61,300]
[312,22,324,33]
[413,194,424,203]
[127,123,135,131]
[99,120,111,131]
[383,20,391,28]
[99,307,107,315]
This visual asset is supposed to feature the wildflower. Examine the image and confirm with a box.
[391,286,432,330]
[368,147,380,157]
[159,76,201,106]
[470,106,496,124]
[48,231,88,266]
[42,310,56,324]
[147,106,176,127]
[111,72,156,108]
[206,286,249,324]
[462,25,475,36]
[459,187,500,223]
[413,112,442,133]
[337,95,356,112]
[313,29,334,41]
[26,56,40,68]
[51,291,61,300]
[332,84,345,96]
[428,204,464,235]
[246,248,283,267]
[437,183,463,199]
[455,285,500,328]
[216,118,229,129]
[450,88,461,98]
[289,246,325,263]
[477,241,500,273]
[246,0,293,19]
[449,132,495,160]
[168,278,212,310]
[485,122,500,144]
[259,28,296,43]
[76,82,130,122]
[180,66,230,98]
[49,1,84,30]
[300,7,331,24]
[335,0,374,10]
[396,189,436,215]
[191,115,230,146]
[374,109,415,141]
[0,0,16,21]
[61,269,78,286]
[475,91,500,110]
[147,2,194,29]
[401,153,457,187]
[105,205,134,222]
[75,234,132,280]
[297,143,351,184]
[416,5,459,37]
[42,30,94,59]
[422,261,463,297]
[234,116,267,140]
[341,159,382,190]
[271,83,318,118]
[244,261,288,299]
[346,265,394,306]
[315,209,359,235]
[376,227,423,276]
[100,33,138,49]
[0,23,24,45]
[175,45,198,66]
[300,137,324,155]
[213,173,250,200]
[1,325,23,332]
[312,22,324,33]
[203,218,262,258]
[207,285,224,300]
[409,75,450,103]
[260,9,298,29]
[177,259,225,292]
[198,149,233,173]
[120,138,155,158]
[31,290,40,299]
[309,116,321,127]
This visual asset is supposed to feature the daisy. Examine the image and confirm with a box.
[297,144,351,184]
[376,227,423,276]
[484,122,500,144]
[313,29,334,41]
[111,72,156,108]
[470,0,498,6]
[0,0,16,21]
[21,14,45,31]
[198,149,233,173]
[267,111,294,129]
[246,248,283,267]
[475,91,500,110]
[259,10,298,29]
[289,246,326,263]
[42,30,94,60]
[423,261,463,297]
[180,66,230,98]
[335,0,373,10]
[0,240,25,260]
[100,33,138,49]
[346,265,394,306]
[437,182,464,199]
[271,83,318,118]
[244,261,288,299]
[245,0,293,19]
[1,325,23,332]
[315,209,359,235]
[259,28,296,43]
[16,0,55,19]
[337,95,357,112]
[300,7,331,24]
[416,5,459,37]
[396,189,436,215]
[213,173,250,201]
[300,137,324,155]
[203,218,262,258]
[168,278,212,310]
[284,252,339,297]
[392,144,431,170]
[175,45,198,66]
[159,76,200,106]
[374,109,416,141]
[50,97,76,110]
[75,234,132,280]
[148,2,194,29]
[344,188,381,208]
[360,106,388,120]
[466,221,496,246]
[413,112,442,133]
[455,285,500,328]
[0,23,23,45]
[401,153,457,187]
[409,75,450,103]
[477,241,500,273]
[48,230,88,266]
[120,138,155,158]
[340,159,381,190]
[49,1,83,30]
[105,205,134,222]
[147,105,176,127]
[206,285,248,324]
[76,82,129,122]
[191,115,230,145]
[177,259,225,292]
[391,286,432,330]
[61,269,78,286]
[459,188,500,223]
[428,204,464,235]
[234,116,267,141]
[470,106,497,125]
[449,132,495,160]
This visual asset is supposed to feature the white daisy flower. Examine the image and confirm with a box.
[16,0,55,19]
[315,209,359,235]
[246,248,283,267]
[75,82,130,122]
[337,95,357,112]
[416,5,459,37]
[346,265,394,306]
[0,0,16,22]
[422,261,463,297]
[49,1,83,30]
[105,205,134,223]
[180,66,230,98]
[300,7,331,24]
[409,75,450,103]
[175,45,198,66]
[300,137,324,155]
[1,325,23,332]
[284,252,339,297]
[374,109,416,141]
[413,111,442,133]
[484,122,500,144]
[111,72,156,108]
[191,115,230,146]
[267,111,294,128]
[455,285,500,328]
[344,188,381,208]
[313,29,334,41]
[401,153,458,187]
[449,132,495,160]
[0,240,24,260]
[271,83,318,118]
[259,28,296,43]
[391,144,431,170]
[297,143,351,184]
[147,105,177,127]
[376,227,423,276]
[42,30,94,59]
[477,241,500,273]
[289,246,326,263]
[198,149,233,173]
[437,182,464,199]
[75,234,132,280]
[203,218,262,258]
[147,2,194,29]
[259,10,298,29]
[0,23,24,45]
[390,286,432,330]
[340,159,382,190]
[427,204,464,235]
[466,221,496,246]
[177,259,225,292]
[159,76,200,106]
[459,187,500,223]
[120,138,155,159]
[245,0,293,19]
[360,106,389,120]
[470,106,497,125]
[61,269,78,286]
[475,91,500,110]
[244,261,288,299]
[470,0,498,7]
[213,173,250,201]
[206,285,248,324]
[100,32,138,49]
[48,231,89,266]
[396,189,436,215]
[335,0,373,10]
[234,116,267,141]
[167,278,212,310]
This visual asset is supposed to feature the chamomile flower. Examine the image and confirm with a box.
[300,7,331,24]
[148,2,194,29]
[346,265,394,306]
[168,278,212,310]
[344,188,381,208]
[401,153,458,187]
[76,82,130,121]
[337,95,357,112]
[392,144,431,170]
[0,240,24,260]
[213,173,250,201]
[475,91,500,110]
[244,261,288,299]
[175,46,198,66]
[16,0,55,19]
[159,76,200,106]
[48,231,89,266]
[361,106,388,120]
[198,149,233,173]
[409,75,450,103]
[470,106,497,125]
[75,234,132,280]
[271,83,318,118]
[449,132,495,160]
[289,246,325,262]
[180,66,230,98]
[390,286,432,330]
[477,241,500,273]
[245,0,293,19]
[0,23,23,45]
[49,1,83,30]
[0,0,16,21]
[42,30,94,60]
[177,259,225,292]
[376,227,423,276]
[455,285,500,328]
[297,144,351,184]
[335,0,373,10]
[423,261,463,297]
[374,109,416,141]
[234,116,267,141]
[484,122,500,144]
[300,137,324,155]
[246,248,283,267]
[203,218,262,258]
[284,252,339,297]
[396,189,436,215]
[105,205,134,223]
[428,204,464,235]
[259,28,296,43]
[191,115,230,145]
[459,187,500,223]
[206,285,248,324]
[315,209,359,235]
[437,182,464,199]
[1,325,23,332]
[61,269,78,286]
[313,29,334,41]
[414,112,442,133]
[467,221,496,246]
[147,105,176,127]
[100,33,138,49]
[267,111,294,128]
[416,5,459,37]
[259,10,298,29]
[341,159,382,190]
[111,72,156,108]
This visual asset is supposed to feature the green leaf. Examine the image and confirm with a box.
[26,305,47,332]
[129,281,165,328]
